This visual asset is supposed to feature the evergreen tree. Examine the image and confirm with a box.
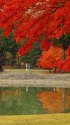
[21,42,42,67]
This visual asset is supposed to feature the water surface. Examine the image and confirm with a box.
[0,87,70,115]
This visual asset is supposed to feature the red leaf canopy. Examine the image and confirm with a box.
[0,0,70,55]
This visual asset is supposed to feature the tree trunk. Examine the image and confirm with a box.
[17,54,21,68]
[61,47,66,73]
[49,68,51,73]
[11,56,16,66]
[62,47,65,61]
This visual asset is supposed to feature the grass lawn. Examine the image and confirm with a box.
[0,113,70,125]
[4,68,46,72]
[4,68,54,74]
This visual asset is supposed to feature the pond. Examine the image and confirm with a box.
[0,87,70,115]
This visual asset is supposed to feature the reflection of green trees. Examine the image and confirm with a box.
[0,87,43,115]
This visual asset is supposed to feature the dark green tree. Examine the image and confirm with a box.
[20,42,42,68]
[0,29,20,66]
[53,33,70,61]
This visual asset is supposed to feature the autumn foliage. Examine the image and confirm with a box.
[0,0,70,56]
[36,46,70,72]
[0,0,70,71]
[36,46,62,70]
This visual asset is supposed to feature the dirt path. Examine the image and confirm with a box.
[0,72,70,88]
[0,71,70,88]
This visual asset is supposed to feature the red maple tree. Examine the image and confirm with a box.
[0,0,70,56]
[36,45,70,72]
[36,46,62,72]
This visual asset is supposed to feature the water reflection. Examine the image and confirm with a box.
[0,87,70,115]
[37,88,68,113]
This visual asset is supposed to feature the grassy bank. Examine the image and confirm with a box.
[0,113,70,125]
[4,68,48,73]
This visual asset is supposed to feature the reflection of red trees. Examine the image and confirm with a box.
[0,89,20,100]
[37,90,62,113]
[36,89,70,113]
